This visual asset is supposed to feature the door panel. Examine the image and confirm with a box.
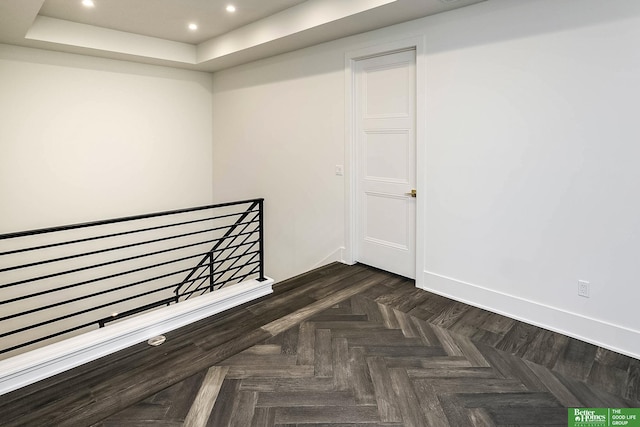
[363,61,412,118]
[356,49,416,279]
[364,193,410,249]
[365,130,411,182]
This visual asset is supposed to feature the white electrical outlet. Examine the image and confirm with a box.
[335,165,344,176]
[578,280,590,298]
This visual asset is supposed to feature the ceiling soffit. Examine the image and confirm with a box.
[0,0,486,72]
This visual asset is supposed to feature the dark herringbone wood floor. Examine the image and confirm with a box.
[1,263,639,426]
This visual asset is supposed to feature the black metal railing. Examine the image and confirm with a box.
[0,199,265,357]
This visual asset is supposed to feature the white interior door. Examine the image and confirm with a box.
[355,49,416,279]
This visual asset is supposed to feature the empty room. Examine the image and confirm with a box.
[1,0,639,425]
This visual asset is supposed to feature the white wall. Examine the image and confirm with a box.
[211,47,346,281]
[211,0,640,357]
[420,0,640,358]
[0,44,214,233]
[421,0,640,357]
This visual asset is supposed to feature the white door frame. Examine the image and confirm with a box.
[344,36,426,287]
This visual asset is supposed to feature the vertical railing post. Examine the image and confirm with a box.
[208,252,215,292]
[258,199,265,281]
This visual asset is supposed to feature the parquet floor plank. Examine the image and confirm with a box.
[626,359,640,402]
[366,356,403,423]
[466,408,495,427]
[314,328,333,377]
[332,337,350,391]
[411,379,450,427]
[522,359,583,407]
[1,262,638,427]
[347,346,377,406]
[182,366,228,427]
[495,321,541,357]
[553,337,598,381]
[388,368,429,427]
[203,378,238,427]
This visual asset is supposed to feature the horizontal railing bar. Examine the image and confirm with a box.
[211,222,256,262]
[180,275,209,299]
[180,287,211,299]
[0,240,220,300]
[1,254,251,324]
[0,233,258,297]
[212,250,260,268]
[0,220,260,280]
[0,254,239,322]
[175,265,260,301]
[0,198,264,240]
[0,247,215,308]
[212,257,260,281]
[0,209,258,257]
[222,256,261,284]
[214,266,260,290]
[178,262,260,299]
[176,274,211,298]
[179,249,260,297]
[178,270,228,289]
[0,320,98,355]
[212,235,255,267]
[0,279,185,340]
[211,227,256,262]
[213,244,258,279]
[99,297,175,327]
[174,230,259,295]
[179,250,212,286]
[232,267,261,286]
[194,203,259,273]
[211,237,259,255]
[0,236,260,308]
[179,279,221,299]
[1,290,176,353]
[185,264,210,285]
[177,205,257,290]
[178,259,211,294]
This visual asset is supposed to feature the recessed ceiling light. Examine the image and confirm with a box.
[82,0,95,7]
[188,23,198,31]
[226,4,236,13]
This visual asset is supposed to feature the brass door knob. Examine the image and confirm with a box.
[406,189,417,198]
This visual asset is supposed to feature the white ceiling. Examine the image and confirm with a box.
[0,0,486,72]
[38,0,310,44]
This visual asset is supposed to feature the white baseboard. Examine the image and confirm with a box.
[0,277,274,396]
[313,247,346,269]
[420,270,640,360]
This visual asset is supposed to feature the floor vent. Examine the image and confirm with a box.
[147,336,166,347]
